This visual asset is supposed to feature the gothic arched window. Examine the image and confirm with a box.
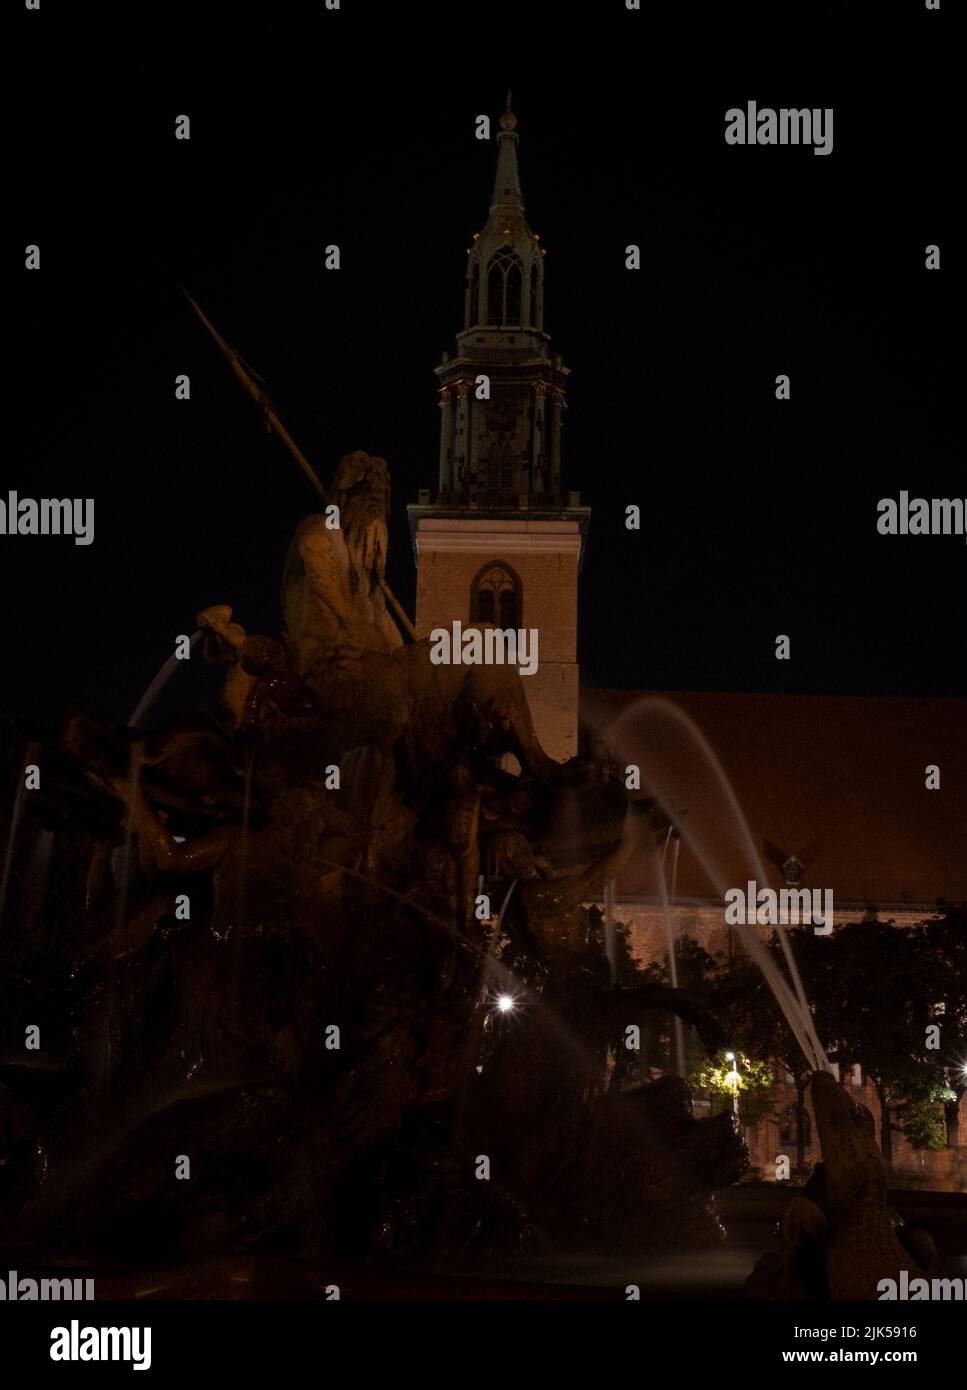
[505,264,522,324]
[470,561,522,629]
[486,245,523,326]
[487,261,502,325]
[529,264,539,327]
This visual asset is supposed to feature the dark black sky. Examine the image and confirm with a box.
[8,0,960,727]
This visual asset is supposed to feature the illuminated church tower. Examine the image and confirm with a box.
[408,96,589,761]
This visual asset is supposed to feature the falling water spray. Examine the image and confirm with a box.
[128,630,203,729]
[609,697,831,1073]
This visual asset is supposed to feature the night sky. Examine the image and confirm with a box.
[9,1,959,728]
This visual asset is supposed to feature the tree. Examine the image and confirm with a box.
[917,903,967,1147]
[720,927,836,1172]
[824,919,937,1166]
[638,933,719,1074]
[688,1053,774,1126]
[896,1091,952,1151]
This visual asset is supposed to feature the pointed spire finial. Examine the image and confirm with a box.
[500,90,518,132]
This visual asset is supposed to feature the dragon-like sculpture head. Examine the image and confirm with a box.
[810,1069,887,1209]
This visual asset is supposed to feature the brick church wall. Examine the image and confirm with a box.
[412,516,583,761]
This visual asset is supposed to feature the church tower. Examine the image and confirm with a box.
[408,97,589,762]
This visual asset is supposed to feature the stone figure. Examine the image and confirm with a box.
[1,449,747,1271]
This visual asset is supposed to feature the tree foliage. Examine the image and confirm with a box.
[607,904,966,1166]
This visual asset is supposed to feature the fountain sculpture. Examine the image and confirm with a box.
[0,450,747,1278]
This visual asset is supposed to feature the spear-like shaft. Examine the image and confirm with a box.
[379,572,419,641]
[181,286,328,504]
[182,287,417,639]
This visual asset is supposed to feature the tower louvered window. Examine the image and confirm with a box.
[486,246,523,326]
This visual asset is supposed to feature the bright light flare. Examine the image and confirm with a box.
[495,994,516,1014]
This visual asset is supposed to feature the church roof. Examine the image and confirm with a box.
[580,688,967,907]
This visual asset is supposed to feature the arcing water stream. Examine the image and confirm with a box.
[608,696,831,1073]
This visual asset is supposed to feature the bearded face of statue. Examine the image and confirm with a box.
[282,449,403,668]
[333,452,391,587]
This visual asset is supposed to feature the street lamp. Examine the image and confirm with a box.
[725,1052,739,1115]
